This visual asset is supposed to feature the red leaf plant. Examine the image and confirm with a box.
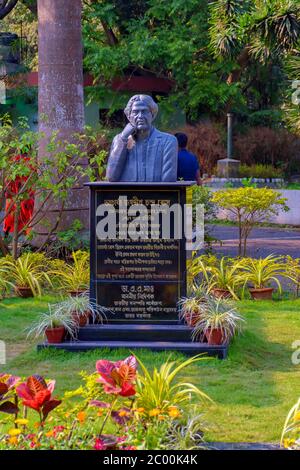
[16,375,61,423]
[0,374,20,415]
[95,356,137,397]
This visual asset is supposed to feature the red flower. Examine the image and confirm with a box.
[96,356,137,397]
[94,438,107,450]
[16,375,61,421]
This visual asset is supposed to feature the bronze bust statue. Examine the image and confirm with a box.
[106,95,178,182]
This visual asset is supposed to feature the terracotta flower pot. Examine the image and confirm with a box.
[15,286,34,298]
[45,327,65,344]
[205,328,224,345]
[184,310,201,327]
[72,311,90,327]
[249,287,274,300]
[212,288,232,299]
[68,290,87,297]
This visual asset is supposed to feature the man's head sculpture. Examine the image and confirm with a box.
[124,95,158,133]
[106,94,178,182]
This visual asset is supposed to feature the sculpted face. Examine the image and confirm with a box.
[129,101,153,131]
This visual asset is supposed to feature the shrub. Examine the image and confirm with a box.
[233,127,300,177]
[50,250,90,293]
[212,187,289,256]
[285,256,300,297]
[191,296,244,343]
[188,255,243,300]
[239,164,284,179]
[2,252,52,297]
[192,185,217,250]
[237,255,286,292]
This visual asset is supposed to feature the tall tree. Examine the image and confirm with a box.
[35,0,86,241]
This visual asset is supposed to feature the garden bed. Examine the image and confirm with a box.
[1,296,300,442]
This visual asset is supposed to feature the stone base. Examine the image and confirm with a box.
[217,158,240,178]
[37,323,229,359]
[37,340,228,359]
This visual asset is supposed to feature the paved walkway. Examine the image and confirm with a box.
[208,225,300,258]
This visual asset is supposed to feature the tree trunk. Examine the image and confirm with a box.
[35,0,88,245]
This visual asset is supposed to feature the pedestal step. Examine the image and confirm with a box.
[78,324,193,342]
[37,340,228,359]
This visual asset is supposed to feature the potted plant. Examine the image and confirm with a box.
[194,257,242,300]
[50,250,89,296]
[178,296,204,326]
[178,285,210,326]
[27,305,78,344]
[2,253,52,298]
[238,254,286,300]
[192,296,244,345]
[58,294,108,327]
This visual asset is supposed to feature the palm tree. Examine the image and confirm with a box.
[283,49,300,134]
[209,0,300,88]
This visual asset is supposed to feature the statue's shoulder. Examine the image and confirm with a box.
[152,128,177,144]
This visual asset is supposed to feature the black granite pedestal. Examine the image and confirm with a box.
[38,182,228,359]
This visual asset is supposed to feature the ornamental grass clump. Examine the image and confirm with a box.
[2,252,52,297]
[50,250,90,294]
[192,296,244,344]
[237,254,286,297]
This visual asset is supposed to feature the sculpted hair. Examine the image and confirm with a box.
[124,95,158,120]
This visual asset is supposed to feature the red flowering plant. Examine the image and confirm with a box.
[95,355,137,397]
[16,375,61,426]
[0,355,207,450]
[90,355,138,448]
[0,374,20,415]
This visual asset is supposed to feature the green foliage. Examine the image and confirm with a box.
[212,187,289,255]
[0,116,108,258]
[1,252,52,297]
[239,164,284,179]
[237,254,286,291]
[192,185,217,250]
[136,355,212,412]
[27,303,78,339]
[284,256,300,297]
[50,250,90,293]
[191,296,244,342]
[189,255,243,300]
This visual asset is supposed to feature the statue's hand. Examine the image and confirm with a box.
[121,123,136,141]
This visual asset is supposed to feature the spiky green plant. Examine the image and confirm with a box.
[135,355,212,412]
[50,250,89,292]
[192,296,244,342]
[27,304,78,340]
[2,253,52,297]
[238,254,286,291]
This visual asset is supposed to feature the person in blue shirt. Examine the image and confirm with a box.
[175,133,202,185]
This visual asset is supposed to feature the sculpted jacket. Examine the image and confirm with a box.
[106,127,178,182]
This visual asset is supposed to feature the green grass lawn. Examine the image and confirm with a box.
[0,296,300,443]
